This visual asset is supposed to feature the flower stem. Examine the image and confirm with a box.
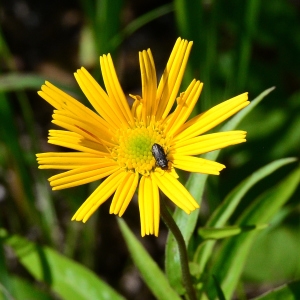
[160,199,196,300]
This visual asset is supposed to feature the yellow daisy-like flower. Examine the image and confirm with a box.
[37,38,249,237]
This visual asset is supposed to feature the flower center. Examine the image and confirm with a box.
[112,122,168,175]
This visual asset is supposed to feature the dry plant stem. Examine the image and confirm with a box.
[160,199,196,300]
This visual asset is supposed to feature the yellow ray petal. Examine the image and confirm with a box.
[130,94,143,121]
[37,152,108,170]
[110,171,139,216]
[75,68,122,130]
[173,93,249,142]
[172,155,225,175]
[100,54,134,126]
[171,131,247,156]
[138,176,146,237]
[37,152,101,158]
[39,81,79,110]
[52,108,113,142]
[151,171,199,214]
[156,38,193,120]
[138,176,160,236]
[49,163,119,190]
[152,177,160,237]
[48,130,110,154]
[39,82,112,134]
[139,49,157,124]
[52,111,112,145]
[164,79,203,135]
[72,169,125,222]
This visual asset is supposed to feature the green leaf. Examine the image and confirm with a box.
[117,219,181,300]
[244,223,300,282]
[212,275,226,300]
[220,86,276,132]
[111,4,174,49]
[209,166,300,299]
[198,224,268,240]
[195,157,297,271]
[0,229,124,300]
[165,87,275,292]
[0,73,77,96]
[0,239,12,300]
[80,0,123,56]
[0,73,45,92]
[10,276,52,300]
[253,280,300,300]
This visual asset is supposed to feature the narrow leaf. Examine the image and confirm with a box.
[0,229,124,300]
[117,219,181,300]
[0,73,44,92]
[198,224,268,240]
[212,275,226,300]
[10,276,52,300]
[111,4,174,49]
[252,280,300,300]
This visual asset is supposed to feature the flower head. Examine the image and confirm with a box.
[37,38,249,236]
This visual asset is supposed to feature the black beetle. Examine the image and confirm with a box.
[151,143,169,170]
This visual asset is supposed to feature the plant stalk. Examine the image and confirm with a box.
[160,199,196,300]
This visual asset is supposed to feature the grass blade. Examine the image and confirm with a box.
[118,219,181,300]
[253,280,300,300]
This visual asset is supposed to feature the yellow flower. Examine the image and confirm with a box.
[37,38,249,237]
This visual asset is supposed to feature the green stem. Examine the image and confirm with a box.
[160,200,196,300]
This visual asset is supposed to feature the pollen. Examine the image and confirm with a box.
[112,122,167,175]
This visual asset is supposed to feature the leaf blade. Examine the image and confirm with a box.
[117,219,181,300]
[1,229,124,300]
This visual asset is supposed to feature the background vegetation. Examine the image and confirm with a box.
[0,0,299,299]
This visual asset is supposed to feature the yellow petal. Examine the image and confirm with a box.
[110,171,139,216]
[171,131,247,156]
[52,110,112,145]
[139,49,157,124]
[75,68,123,130]
[72,169,125,222]
[100,54,134,126]
[49,162,119,190]
[48,130,110,154]
[130,94,143,121]
[39,82,112,134]
[173,92,249,142]
[138,176,146,237]
[37,152,107,170]
[164,79,203,135]
[138,175,160,236]
[172,155,225,175]
[151,171,199,214]
[156,38,193,120]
